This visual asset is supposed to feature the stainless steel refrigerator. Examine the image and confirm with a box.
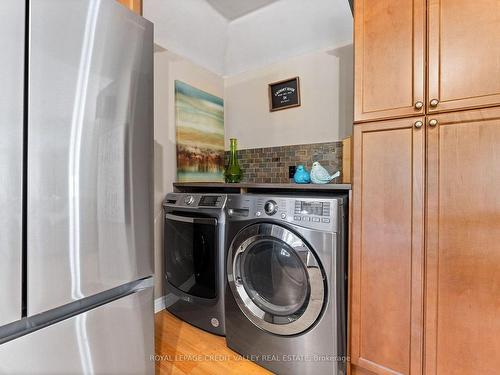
[0,0,154,373]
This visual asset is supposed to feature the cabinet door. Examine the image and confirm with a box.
[354,0,425,123]
[428,0,500,113]
[351,117,425,375]
[425,108,500,374]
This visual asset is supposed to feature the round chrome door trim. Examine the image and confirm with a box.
[227,223,326,336]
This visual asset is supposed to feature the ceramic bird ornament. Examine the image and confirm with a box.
[310,162,340,184]
[293,164,311,184]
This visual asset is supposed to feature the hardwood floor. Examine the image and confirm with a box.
[155,310,271,374]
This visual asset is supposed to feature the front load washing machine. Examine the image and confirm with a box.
[225,194,348,375]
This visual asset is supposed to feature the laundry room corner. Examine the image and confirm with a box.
[152,46,225,307]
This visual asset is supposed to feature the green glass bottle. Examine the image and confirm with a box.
[225,138,243,183]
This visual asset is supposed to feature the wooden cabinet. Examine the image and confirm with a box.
[116,0,142,15]
[351,110,500,375]
[352,1,500,374]
[427,0,500,113]
[425,107,500,374]
[355,0,500,123]
[351,117,425,375]
[354,0,426,122]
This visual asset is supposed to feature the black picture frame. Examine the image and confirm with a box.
[268,77,301,112]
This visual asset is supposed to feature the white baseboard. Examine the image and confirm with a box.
[154,295,166,313]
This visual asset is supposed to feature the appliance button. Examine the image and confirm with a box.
[302,217,310,222]
[256,211,262,217]
[312,217,320,222]
[294,216,301,221]
[281,213,287,219]
[322,218,331,223]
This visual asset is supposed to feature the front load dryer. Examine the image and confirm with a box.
[163,193,227,335]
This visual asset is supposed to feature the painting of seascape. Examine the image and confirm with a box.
[175,81,224,182]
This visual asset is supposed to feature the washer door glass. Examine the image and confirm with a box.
[229,223,325,336]
[240,238,309,319]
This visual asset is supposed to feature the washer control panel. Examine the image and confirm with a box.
[226,194,346,232]
[293,200,332,224]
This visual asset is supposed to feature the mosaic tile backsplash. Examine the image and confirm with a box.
[224,142,343,184]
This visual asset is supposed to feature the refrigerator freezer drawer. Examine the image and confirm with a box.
[0,0,25,327]
[27,0,154,315]
[0,287,154,375]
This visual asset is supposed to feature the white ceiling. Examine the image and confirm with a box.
[225,0,353,75]
[144,0,353,76]
[205,0,280,20]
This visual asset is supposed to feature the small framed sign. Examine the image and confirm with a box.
[268,77,301,112]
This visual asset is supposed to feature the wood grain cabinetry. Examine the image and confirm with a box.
[116,0,142,15]
[352,1,500,374]
[355,0,500,123]
[427,0,500,113]
[425,107,500,375]
[351,117,425,375]
[351,111,500,375]
[354,0,425,122]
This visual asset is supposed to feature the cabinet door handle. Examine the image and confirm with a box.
[414,101,424,110]
[414,120,423,128]
[430,99,439,107]
[429,119,438,127]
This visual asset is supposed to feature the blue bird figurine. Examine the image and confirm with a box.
[293,164,311,184]
[310,161,340,184]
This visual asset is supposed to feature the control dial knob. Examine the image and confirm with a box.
[184,195,195,205]
[264,200,278,216]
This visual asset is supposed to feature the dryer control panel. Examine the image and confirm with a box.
[163,193,227,209]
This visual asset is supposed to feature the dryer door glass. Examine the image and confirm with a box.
[229,223,326,336]
[164,214,217,299]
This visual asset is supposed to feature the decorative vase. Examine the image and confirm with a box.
[224,138,243,183]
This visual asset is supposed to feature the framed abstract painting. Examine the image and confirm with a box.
[174,80,225,182]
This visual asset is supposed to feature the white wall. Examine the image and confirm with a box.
[224,44,353,150]
[153,48,224,298]
[224,0,353,75]
[144,0,228,75]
